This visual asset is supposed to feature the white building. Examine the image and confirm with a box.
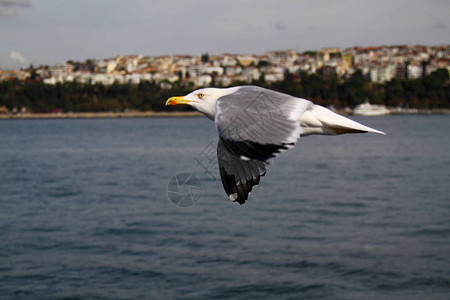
[369,64,396,83]
[205,66,224,76]
[187,64,207,78]
[241,67,261,82]
[215,75,232,86]
[218,54,237,67]
[197,75,212,86]
[264,71,284,83]
[225,66,243,76]
[407,64,423,79]
[96,59,117,74]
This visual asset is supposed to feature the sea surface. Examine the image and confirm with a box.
[0,115,449,299]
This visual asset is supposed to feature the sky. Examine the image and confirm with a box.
[0,0,449,69]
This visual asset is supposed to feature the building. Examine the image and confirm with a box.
[96,59,117,74]
[395,64,407,79]
[407,63,423,79]
[369,64,396,83]
[49,63,74,79]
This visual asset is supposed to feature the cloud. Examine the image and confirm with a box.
[0,0,31,17]
[10,50,27,66]
[0,51,27,69]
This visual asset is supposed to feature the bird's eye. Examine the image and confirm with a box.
[197,93,205,99]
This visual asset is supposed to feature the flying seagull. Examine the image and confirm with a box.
[166,85,385,204]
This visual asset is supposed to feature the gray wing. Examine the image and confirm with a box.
[217,139,270,204]
[215,86,311,161]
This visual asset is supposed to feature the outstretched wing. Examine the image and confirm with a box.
[215,86,311,161]
[217,139,270,204]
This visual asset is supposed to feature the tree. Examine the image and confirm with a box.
[338,70,366,107]
[201,53,209,63]
[257,60,269,68]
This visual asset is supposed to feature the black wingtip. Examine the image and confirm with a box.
[217,139,269,205]
[223,175,264,205]
[234,198,246,205]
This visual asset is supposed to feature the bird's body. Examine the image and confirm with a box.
[166,85,384,204]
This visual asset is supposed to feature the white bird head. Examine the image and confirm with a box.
[166,87,239,120]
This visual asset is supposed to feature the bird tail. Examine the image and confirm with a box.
[299,104,385,136]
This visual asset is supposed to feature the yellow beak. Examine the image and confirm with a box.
[166,96,192,106]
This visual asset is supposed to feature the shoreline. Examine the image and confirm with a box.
[0,109,449,120]
[0,111,203,119]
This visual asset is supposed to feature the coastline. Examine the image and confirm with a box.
[0,109,449,120]
[0,111,203,120]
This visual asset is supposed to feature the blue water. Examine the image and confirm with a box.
[0,115,449,299]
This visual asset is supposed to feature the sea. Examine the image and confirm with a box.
[0,115,449,299]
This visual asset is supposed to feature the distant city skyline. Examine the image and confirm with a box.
[1,0,449,69]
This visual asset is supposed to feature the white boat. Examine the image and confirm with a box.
[353,101,390,116]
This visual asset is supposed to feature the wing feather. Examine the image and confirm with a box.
[217,139,269,204]
[215,86,311,161]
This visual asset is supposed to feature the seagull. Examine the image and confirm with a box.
[166,85,385,205]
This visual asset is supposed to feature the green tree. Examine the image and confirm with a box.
[201,53,209,63]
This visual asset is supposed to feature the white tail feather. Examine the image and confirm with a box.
[299,105,385,136]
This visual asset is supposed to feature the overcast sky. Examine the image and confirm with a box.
[1,0,449,69]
